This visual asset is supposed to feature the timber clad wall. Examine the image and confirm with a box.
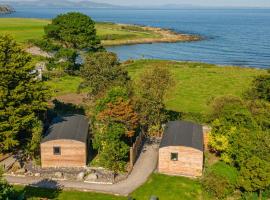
[159,146,203,177]
[41,139,86,168]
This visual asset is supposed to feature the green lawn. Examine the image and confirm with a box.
[14,174,205,200]
[45,60,266,115]
[0,18,161,45]
[45,75,83,96]
[126,60,267,114]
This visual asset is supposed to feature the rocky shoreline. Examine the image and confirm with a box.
[102,23,202,46]
[0,5,15,14]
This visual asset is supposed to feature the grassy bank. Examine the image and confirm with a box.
[14,174,205,200]
[0,18,199,45]
[47,60,266,116]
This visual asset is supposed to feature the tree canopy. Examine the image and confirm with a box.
[80,52,130,98]
[0,35,50,153]
[44,12,102,51]
[134,66,174,136]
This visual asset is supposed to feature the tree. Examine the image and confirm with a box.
[92,87,136,173]
[93,123,129,173]
[208,95,256,129]
[134,66,174,136]
[55,48,79,73]
[44,12,102,51]
[97,98,139,138]
[81,52,130,98]
[0,35,50,153]
[245,74,270,102]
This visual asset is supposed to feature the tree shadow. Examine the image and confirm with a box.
[52,99,85,115]
[22,179,62,199]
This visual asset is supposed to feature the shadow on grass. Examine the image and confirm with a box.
[53,99,85,115]
[21,179,63,199]
[166,109,207,123]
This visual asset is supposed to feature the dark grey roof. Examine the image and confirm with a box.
[160,121,203,151]
[42,115,89,143]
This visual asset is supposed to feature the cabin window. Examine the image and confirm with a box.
[53,147,61,155]
[171,153,178,161]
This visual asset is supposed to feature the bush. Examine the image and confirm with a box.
[28,39,60,52]
[202,162,238,199]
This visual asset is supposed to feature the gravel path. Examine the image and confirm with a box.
[6,143,158,196]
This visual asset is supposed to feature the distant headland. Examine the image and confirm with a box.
[0,5,15,14]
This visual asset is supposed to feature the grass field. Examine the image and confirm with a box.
[14,174,206,200]
[47,60,266,115]
[127,60,267,114]
[0,18,161,44]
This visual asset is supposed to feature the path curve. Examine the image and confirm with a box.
[6,143,158,196]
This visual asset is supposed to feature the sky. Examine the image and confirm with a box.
[2,0,270,7]
[97,0,270,7]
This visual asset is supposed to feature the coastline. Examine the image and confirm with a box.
[101,23,202,46]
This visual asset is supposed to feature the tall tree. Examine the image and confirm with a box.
[245,73,270,102]
[44,12,102,51]
[134,66,174,136]
[0,35,50,153]
[80,52,130,98]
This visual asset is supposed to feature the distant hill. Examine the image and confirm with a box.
[0,5,15,13]
[1,0,122,9]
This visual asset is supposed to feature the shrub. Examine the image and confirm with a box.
[202,161,238,199]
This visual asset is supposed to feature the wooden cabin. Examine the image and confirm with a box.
[41,115,89,168]
[158,121,204,177]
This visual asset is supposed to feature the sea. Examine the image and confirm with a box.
[1,7,270,68]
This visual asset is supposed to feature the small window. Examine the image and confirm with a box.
[171,153,178,161]
[53,147,61,155]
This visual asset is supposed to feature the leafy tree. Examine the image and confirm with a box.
[44,12,102,51]
[92,87,136,172]
[93,123,129,173]
[55,48,79,73]
[97,98,139,138]
[245,74,270,102]
[0,167,15,200]
[246,100,270,130]
[134,66,174,135]
[238,156,270,199]
[208,95,256,129]
[81,52,130,98]
[0,35,50,153]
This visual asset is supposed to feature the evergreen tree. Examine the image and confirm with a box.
[0,35,50,153]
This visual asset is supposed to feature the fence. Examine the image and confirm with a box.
[129,131,145,169]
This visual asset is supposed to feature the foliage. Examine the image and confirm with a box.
[97,98,139,137]
[202,162,238,199]
[55,48,79,73]
[246,74,270,102]
[93,123,129,173]
[92,86,137,172]
[232,129,270,195]
[134,66,174,135]
[0,168,16,200]
[81,52,130,98]
[25,119,43,158]
[246,100,270,130]
[28,39,60,52]
[44,12,102,51]
[208,95,256,129]
[0,35,50,153]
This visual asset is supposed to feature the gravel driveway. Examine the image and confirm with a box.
[6,142,159,196]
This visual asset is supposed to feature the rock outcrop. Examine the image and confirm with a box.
[0,5,15,14]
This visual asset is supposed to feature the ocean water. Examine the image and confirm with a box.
[2,8,270,68]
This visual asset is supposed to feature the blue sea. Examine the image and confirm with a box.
[2,8,270,68]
